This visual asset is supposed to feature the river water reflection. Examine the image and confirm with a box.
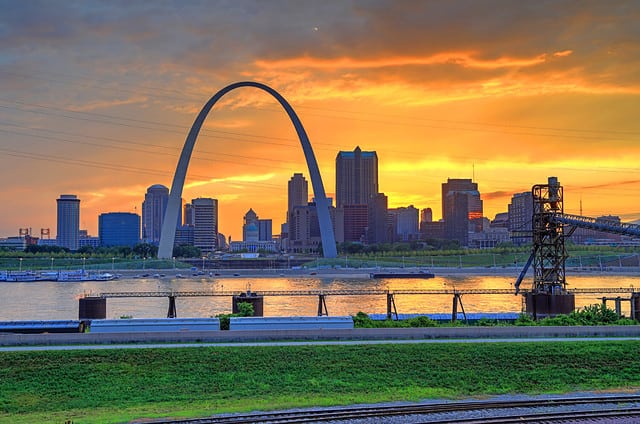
[1,272,639,320]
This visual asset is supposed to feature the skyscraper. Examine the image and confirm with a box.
[287,173,309,248]
[289,202,322,253]
[343,204,368,242]
[335,146,378,208]
[367,193,389,244]
[56,194,80,251]
[184,202,195,226]
[288,173,308,218]
[258,219,272,241]
[192,197,217,253]
[243,209,259,242]
[442,178,484,246]
[389,205,419,241]
[421,208,433,224]
[142,184,169,245]
[508,191,533,246]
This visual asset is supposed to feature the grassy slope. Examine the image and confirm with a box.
[1,341,639,423]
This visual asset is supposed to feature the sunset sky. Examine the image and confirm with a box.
[1,1,639,242]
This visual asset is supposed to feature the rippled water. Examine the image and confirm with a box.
[1,272,638,320]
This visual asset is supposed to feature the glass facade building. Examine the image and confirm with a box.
[99,212,141,247]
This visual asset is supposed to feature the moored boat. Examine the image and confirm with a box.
[370,271,435,279]
[5,271,39,282]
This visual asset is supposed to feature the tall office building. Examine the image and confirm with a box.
[389,205,420,241]
[56,194,80,251]
[258,219,273,241]
[142,184,169,244]
[192,197,218,254]
[184,202,195,226]
[367,193,389,244]
[289,202,322,253]
[418,208,434,240]
[442,178,483,246]
[421,208,433,224]
[343,204,368,242]
[243,209,259,242]
[98,212,141,247]
[287,173,309,249]
[508,191,533,246]
[444,191,470,246]
[288,173,308,215]
[335,146,378,208]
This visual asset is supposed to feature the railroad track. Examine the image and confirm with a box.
[142,394,640,423]
[451,408,640,423]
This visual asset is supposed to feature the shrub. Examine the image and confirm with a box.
[217,302,254,330]
[407,316,437,327]
[571,303,619,325]
[539,315,579,326]
[352,311,375,328]
[476,318,498,327]
[514,313,536,326]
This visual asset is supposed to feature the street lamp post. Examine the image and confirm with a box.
[19,258,23,272]
[82,257,86,271]
[50,257,54,270]
[202,256,206,271]
[143,257,146,270]
[112,257,115,271]
[172,256,176,270]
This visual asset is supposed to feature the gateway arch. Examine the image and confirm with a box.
[157,81,337,259]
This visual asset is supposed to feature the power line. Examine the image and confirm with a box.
[0,121,299,171]
[4,99,638,169]
[0,146,285,190]
[3,68,638,138]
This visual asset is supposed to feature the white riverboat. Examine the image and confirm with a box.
[5,271,39,282]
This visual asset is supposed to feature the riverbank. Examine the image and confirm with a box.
[109,265,640,280]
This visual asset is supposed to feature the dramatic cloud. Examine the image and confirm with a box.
[1,0,639,237]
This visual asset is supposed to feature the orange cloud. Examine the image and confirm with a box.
[553,50,574,57]
[255,51,551,71]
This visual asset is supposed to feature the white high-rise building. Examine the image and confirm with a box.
[56,194,80,251]
[192,198,217,253]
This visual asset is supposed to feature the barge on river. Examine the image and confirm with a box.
[369,271,435,279]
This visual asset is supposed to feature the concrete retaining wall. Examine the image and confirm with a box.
[1,325,640,347]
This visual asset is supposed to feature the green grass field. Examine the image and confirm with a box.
[2,341,640,423]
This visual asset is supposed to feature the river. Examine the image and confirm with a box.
[1,270,639,320]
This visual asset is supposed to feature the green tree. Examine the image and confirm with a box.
[217,302,255,330]
[132,243,158,258]
[172,244,202,258]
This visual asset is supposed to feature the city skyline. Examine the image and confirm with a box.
[2,1,639,241]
